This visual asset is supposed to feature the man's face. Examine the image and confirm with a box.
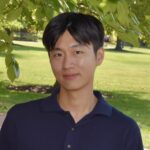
[49,30,104,91]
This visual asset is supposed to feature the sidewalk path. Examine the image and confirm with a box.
[0,114,6,128]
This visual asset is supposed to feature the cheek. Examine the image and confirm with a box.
[50,61,62,76]
[78,57,96,71]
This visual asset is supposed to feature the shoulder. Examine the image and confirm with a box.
[5,88,59,122]
[110,107,143,149]
[111,106,141,133]
[6,96,51,119]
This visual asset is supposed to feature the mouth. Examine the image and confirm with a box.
[63,73,79,80]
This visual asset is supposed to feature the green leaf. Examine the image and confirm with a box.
[0,0,6,13]
[7,7,22,21]
[5,53,13,67]
[51,0,61,12]
[117,0,130,27]
[7,43,13,53]
[35,0,43,2]
[0,31,11,42]
[70,0,77,5]
[65,0,77,11]
[104,14,121,30]
[22,0,36,11]
[88,0,99,7]
[0,0,9,11]
[117,31,139,47]
[0,14,3,20]
[130,12,140,25]
[7,64,16,82]
[108,0,119,2]
[0,41,7,51]
[85,0,99,9]
[130,19,142,34]
[13,59,20,78]
[35,7,45,20]
[44,7,54,20]
[85,0,102,14]
[103,0,117,14]
[6,56,20,82]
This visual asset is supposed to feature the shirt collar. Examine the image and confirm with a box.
[40,88,63,112]
[91,91,112,117]
[40,88,112,117]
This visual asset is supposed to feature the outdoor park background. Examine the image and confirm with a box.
[0,39,150,148]
[0,0,150,149]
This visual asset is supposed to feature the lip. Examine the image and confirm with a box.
[63,73,79,80]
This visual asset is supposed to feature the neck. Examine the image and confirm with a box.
[57,86,97,123]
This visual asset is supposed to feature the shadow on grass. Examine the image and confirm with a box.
[13,44,45,51]
[0,50,27,59]
[102,90,150,128]
[0,44,47,58]
[0,80,150,128]
[0,81,48,112]
[0,52,5,57]
[105,48,150,55]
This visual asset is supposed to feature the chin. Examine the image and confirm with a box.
[60,82,87,91]
[61,86,80,91]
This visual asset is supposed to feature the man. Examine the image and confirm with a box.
[0,12,143,150]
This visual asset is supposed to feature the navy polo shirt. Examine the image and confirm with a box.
[0,89,143,150]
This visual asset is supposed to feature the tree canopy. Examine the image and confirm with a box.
[0,0,150,82]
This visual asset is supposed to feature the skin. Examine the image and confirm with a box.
[49,30,104,123]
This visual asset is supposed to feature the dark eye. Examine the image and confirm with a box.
[75,50,83,54]
[53,52,63,58]
[56,53,62,57]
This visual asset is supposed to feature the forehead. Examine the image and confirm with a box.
[54,30,93,50]
[55,30,79,48]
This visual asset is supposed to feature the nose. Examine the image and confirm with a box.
[63,54,74,69]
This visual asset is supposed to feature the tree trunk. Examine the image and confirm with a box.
[5,28,12,36]
[115,37,124,51]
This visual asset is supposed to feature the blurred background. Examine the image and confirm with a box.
[0,0,150,149]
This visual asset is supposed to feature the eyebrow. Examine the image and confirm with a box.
[70,43,90,49]
[52,47,62,51]
[53,43,89,51]
[70,44,82,48]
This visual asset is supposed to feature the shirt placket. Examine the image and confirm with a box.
[64,126,76,150]
[63,111,94,150]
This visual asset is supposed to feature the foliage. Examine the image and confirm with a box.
[130,0,150,46]
[0,0,150,82]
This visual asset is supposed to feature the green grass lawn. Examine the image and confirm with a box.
[0,41,150,148]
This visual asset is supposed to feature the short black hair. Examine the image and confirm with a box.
[42,12,104,54]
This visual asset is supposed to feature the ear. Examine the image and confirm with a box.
[96,48,104,66]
